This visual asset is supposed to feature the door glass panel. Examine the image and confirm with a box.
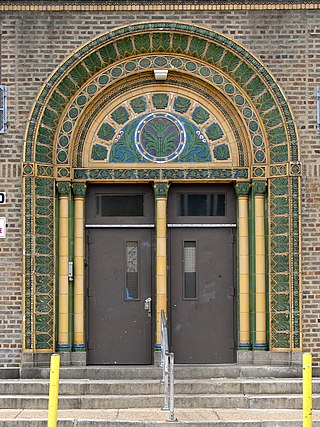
[184,241,197,299]
[179,194,225,216]
[125,241,139,300]
[96,195,144,217]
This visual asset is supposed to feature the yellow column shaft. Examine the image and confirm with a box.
[254,194,266,346]
[238,196,250,346]
[58,195,69,347]
[73,197,85,347]
[156,198,167,345]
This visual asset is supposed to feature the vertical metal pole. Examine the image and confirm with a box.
[163,354,169,410]
[303,353,312,427]
[47,354,60,427]
[169,353,176,422]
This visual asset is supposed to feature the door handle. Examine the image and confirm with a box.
[144,297,152,317]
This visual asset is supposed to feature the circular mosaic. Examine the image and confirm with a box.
[98,74,109,85]
[87,84,98,95]
[135,113,186,163]
[111,67,123,78]
[125,61,137,72]
[63,121,73,133]
[140,58,151,68]
[155,57,168,67]
[171,58,182,68]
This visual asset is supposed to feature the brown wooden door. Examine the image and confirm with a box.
[168,184,236,364]
[86,185,154,365]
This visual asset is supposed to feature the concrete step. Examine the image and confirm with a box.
[0,408,319,426]
[0,421,316,427]
[0,392,318,410]
[20,365,302,380]
[0,378,315,395]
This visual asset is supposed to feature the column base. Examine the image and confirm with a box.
[72,344,86,351]
[254,343,268,351]
[237,350,302,366]
[21,351,87,368]
[56,344,71,351]
[71,351,86,366]
[238,343,252,350]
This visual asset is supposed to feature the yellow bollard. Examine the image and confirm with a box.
[303,353,312,427]
[47,354,60,427]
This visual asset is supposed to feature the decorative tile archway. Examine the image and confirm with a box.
[23,22,301,357]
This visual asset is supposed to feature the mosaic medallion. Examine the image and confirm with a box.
[135,113,186,163]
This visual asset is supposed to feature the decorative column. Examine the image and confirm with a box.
[252,180,268,350]
[235,182,251,350]
[72,182,86,351]
[56,181,71,351]
[154,181,170,348]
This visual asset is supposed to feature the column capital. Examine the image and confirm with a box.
[235,181,250,197]
[154,181,170,199]
[252,180,267,196]
[72,182,86,198]
[56,181,71,197]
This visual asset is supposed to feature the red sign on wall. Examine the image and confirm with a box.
[0,217,6,238]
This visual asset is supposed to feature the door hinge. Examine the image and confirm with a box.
[87,287,95,297]
[228,287,235,297]
[229,339,236,349]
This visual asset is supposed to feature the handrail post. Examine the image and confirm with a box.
[160,310,177,420]
[47,353,60,427]
[303,353,312,427]
[163,353,169,410]
[168,352,176,422]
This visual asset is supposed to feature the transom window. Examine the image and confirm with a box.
[96,194,144,217]
[179,193,226,217]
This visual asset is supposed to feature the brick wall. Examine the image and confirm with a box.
[0,8,319,366]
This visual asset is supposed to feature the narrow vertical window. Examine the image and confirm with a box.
[184,241,197,299]
[0,85,8,134]
[125,241,139,300]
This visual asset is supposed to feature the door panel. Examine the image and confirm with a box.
[86,184,154,365]
[168,184,236,364]
[87,228,152,364]
[170,228,235,363]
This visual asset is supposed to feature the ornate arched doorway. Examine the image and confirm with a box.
[22,22,301,365]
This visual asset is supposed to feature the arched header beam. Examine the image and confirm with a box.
[24,22,299,169]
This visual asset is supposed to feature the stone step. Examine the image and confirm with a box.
[0,420,317,427]
[20,365,302,380]
[0,408,320,427]
[0,378,317,395]
[0,393,318,410]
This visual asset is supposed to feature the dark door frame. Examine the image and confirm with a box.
[167,183,237,363]
[84,183,156,365]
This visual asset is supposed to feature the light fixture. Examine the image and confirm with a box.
[154,70,168,81]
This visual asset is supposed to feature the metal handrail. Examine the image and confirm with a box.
[160,310,169,368]
[160,310,176,422]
